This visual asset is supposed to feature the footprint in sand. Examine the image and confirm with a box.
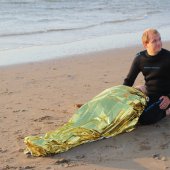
[139,140,151,151]
[159,142,170,149]
[0,148,7,153]
[139,144,151,151]
[54,158,80,168]
[33,116,53,122]
[16,135,25,141]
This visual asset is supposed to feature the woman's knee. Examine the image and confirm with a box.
[135,85,147,94]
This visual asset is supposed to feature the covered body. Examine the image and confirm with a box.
[24,85,147,156]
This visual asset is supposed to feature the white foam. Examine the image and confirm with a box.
[0,26,170,66]
[0,32,141,66]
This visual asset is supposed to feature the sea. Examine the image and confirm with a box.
[1,0,170,66]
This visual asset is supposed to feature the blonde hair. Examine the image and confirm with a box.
[142,28,160,44]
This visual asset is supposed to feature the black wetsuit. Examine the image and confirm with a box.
[123,48,170,124]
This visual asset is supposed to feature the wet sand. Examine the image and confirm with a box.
[0,43,170,170]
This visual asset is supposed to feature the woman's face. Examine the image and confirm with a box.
[146,33,162,55]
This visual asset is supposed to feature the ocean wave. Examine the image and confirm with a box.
[101,17,145,25]
[0,26,97,37]
[0,17,146,37]
[146,10,161,15]
[1,0,34,5]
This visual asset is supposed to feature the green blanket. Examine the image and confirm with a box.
[24,85,147,156]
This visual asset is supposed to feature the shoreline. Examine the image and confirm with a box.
[1,24,170,67]
[0,43,170,170]
[0,40,170,69]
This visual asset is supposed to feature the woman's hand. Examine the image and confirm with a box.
[159,96,170,110]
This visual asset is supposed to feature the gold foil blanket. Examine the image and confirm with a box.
[24,85,147,156]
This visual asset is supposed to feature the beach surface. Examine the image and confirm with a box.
[0,43,170,170]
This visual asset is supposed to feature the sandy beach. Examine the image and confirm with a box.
[0,43,170,170]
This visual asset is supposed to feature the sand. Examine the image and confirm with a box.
[0,43,170,170]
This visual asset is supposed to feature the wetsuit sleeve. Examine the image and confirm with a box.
[123,55,140,86]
